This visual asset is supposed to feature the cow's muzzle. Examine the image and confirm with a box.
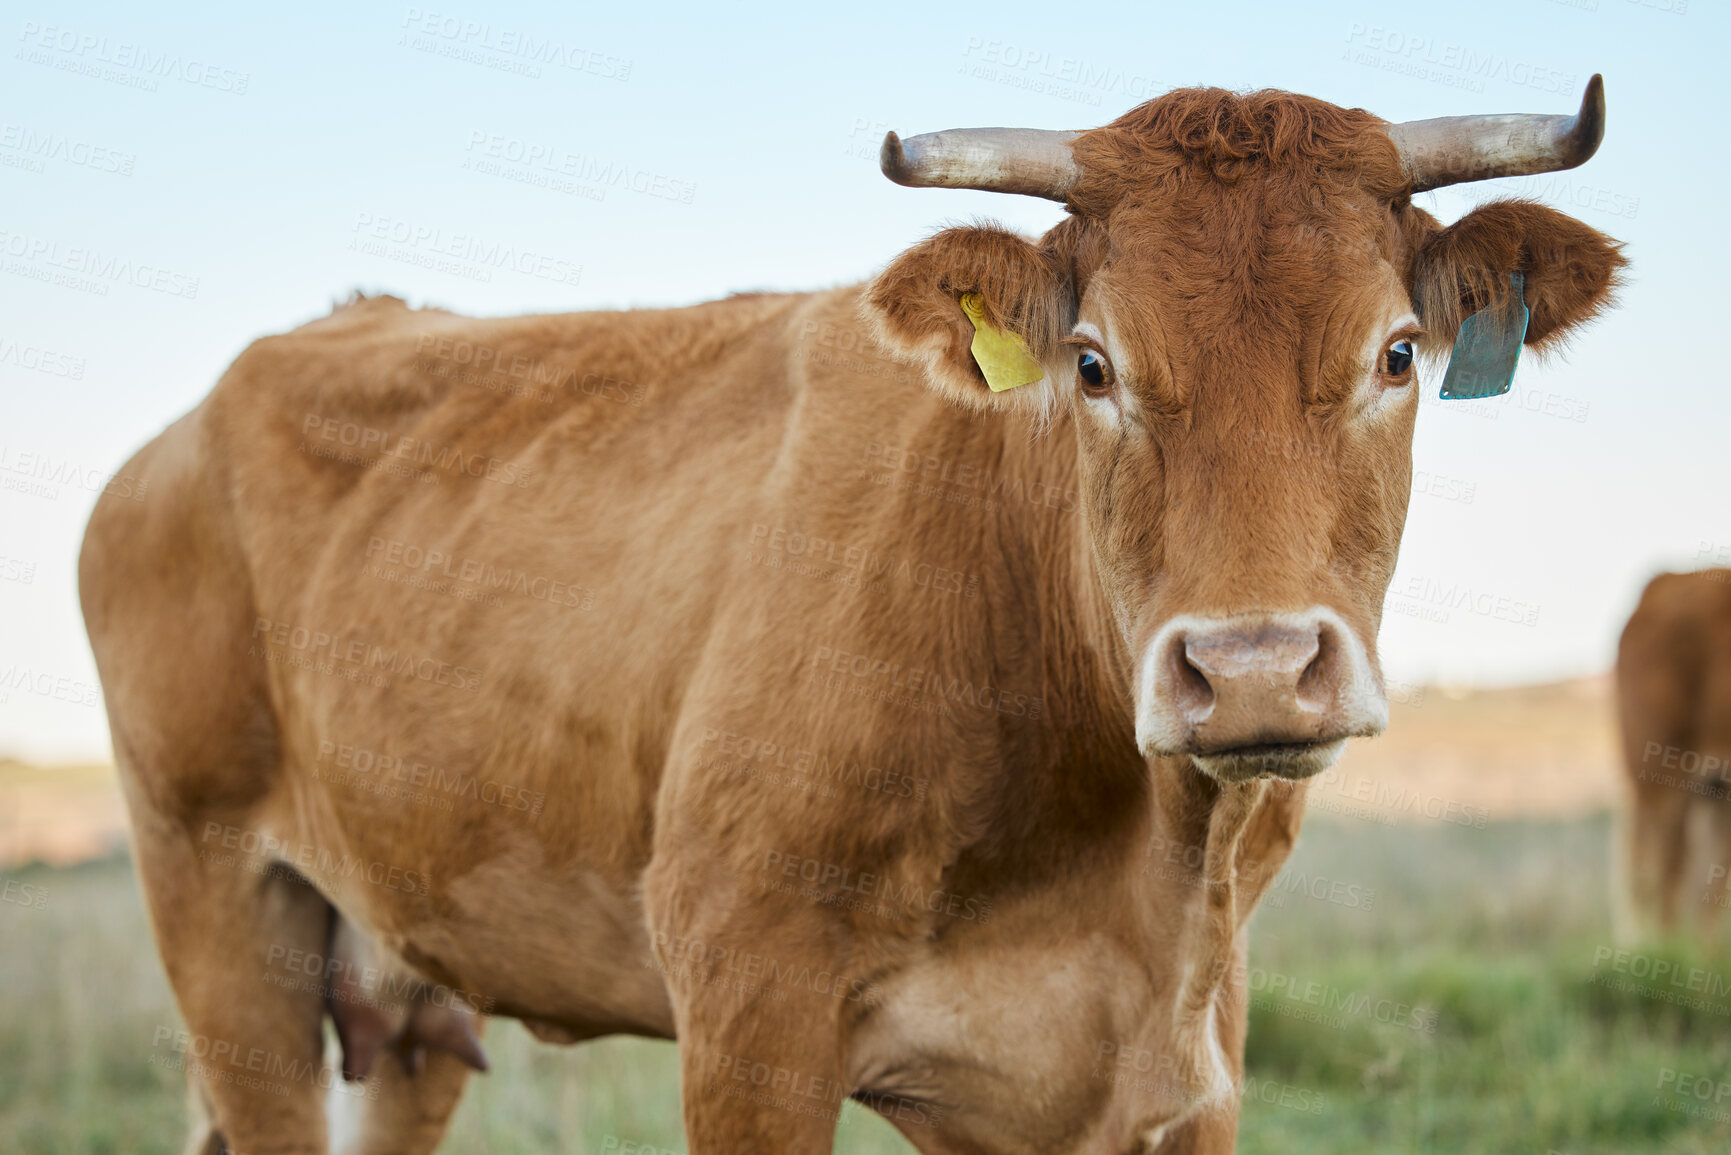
[1134,609,1388,782]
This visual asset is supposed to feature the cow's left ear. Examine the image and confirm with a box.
[1410,199,1627,356]
[862,221,1077,413]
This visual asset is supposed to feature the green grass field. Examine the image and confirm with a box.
[4,812,1729,1154]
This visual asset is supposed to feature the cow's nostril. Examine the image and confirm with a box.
[1170,637,1217,723]
[1295,624,1338,711]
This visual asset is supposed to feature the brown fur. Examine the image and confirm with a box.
[1616,572,1731,938]
[81,86,1623,1155]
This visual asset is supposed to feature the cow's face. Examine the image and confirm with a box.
[865,88,1624,782]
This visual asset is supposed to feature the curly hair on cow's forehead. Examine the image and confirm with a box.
[1067,87,1409,216]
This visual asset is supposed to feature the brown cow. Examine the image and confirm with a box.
[1617,571,1731,938]
[80,81,1624,1154]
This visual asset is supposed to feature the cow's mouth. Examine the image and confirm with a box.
[1188,739,1346,783]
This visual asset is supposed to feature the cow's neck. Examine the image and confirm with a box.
[959,402,1290,874]
[956,401,1305,1115]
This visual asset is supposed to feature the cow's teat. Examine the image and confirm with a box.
[1135,608,1388,781]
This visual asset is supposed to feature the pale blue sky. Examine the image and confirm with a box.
[1,0,1722,760]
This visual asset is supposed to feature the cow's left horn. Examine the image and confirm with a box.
[1387,74,1606,192]
[880,127,1082,201]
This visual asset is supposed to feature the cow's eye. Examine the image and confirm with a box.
[1382,339,1415,379]
[1078,350,1111,389]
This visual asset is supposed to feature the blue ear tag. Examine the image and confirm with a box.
[1439,271,1528,400]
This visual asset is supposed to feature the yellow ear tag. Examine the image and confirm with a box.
[959,293,1044,392]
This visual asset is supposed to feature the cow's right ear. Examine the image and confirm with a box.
[862,222,1076,413]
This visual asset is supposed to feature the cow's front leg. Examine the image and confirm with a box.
[682,996,850,1155]
[646,851,857,1155]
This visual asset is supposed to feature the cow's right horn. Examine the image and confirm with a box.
[1387,74,1607,192]
[880,127,1082,202]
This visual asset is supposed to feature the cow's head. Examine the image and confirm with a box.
[863,81,1624,783]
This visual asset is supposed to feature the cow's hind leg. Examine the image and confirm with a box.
[1692,788,1731,939]
[86,412,480,1155]
[126,783,333,1154]
[132,783,484,1155]
[84,414,334,1153]
[1625,777,1693,937]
